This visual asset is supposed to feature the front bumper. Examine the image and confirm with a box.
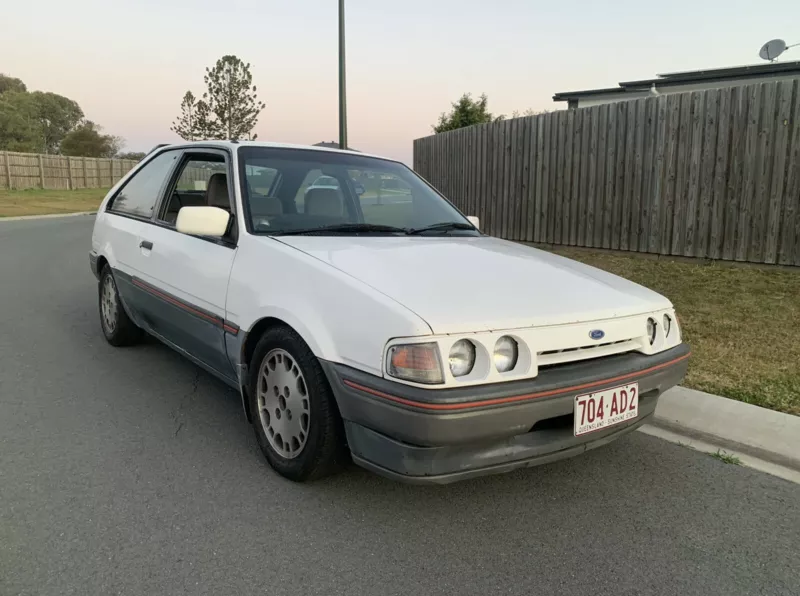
[321,343,690,484]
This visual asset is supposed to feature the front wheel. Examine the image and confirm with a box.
[248,326,347,481]
[98,265,142,347]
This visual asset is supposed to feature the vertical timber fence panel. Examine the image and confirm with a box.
[0,151,139,191]
[413,80,800,267]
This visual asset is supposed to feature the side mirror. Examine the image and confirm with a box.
[467,215,480,230]
[176,206,230,238]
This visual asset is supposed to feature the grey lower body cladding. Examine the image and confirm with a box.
[321,344,690,484]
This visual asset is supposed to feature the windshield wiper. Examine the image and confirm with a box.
[406,222,477,235]
[277,223,408,236]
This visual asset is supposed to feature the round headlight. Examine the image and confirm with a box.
[663,314,672,337]
[647,318,657,345]
[494,336,518,372]
[449,339,476,377]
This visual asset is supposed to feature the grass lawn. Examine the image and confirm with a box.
[0,188,109,217]
[552,247,800,416]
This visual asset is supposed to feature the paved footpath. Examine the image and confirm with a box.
[1,217,798,596]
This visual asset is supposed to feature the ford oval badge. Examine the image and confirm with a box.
[589,329,605,340]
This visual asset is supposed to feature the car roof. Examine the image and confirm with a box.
[158,140,392,162]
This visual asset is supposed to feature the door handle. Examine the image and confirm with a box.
[140,240,154,250]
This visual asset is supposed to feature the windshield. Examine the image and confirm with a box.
[237,146,477,235]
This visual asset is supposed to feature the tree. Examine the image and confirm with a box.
[510,108,550,118]
[202,55,265,140]
[0,91,42,152]
[60,121,121,158]
[170,91,197,141]
[433,93,497,133]
[194,100,213,139]
[116,151,146,161]
[0,91,84,153]
[30,91,83,153]
[170,92,214,140]
[0,74,124,155]
[0,74,26,95]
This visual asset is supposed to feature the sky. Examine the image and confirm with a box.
[2,0,799,164]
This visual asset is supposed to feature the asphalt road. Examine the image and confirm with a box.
[1,216,798,596]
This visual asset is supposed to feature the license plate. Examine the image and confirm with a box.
[574,383,638,436]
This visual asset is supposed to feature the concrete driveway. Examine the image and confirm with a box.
[1,216,798,596]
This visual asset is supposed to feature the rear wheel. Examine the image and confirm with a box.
[248,326,346,481]
[98,265,142,347]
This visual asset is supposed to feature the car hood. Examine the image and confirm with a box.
[275,236,672,334]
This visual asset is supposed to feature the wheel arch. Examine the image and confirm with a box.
[238,314,335,423]
[96,255,109,275]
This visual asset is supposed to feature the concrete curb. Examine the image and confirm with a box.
[649,386,800,472]
[0,211,96,222]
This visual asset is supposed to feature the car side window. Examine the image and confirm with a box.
[107,151,179,218]
[158,155,228,226]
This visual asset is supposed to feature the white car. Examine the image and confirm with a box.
[90,141,690,484]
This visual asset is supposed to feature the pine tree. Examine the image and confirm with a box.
[170,91,197,141]
[203,55,265,140]
[194,99,212,140]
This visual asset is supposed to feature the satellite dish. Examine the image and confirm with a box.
[759,39,787,61]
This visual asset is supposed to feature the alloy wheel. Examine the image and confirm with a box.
[256,348,311,459]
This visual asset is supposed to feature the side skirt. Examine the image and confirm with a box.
[147,327,240,391]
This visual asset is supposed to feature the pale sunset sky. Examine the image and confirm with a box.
[1,0,798,164]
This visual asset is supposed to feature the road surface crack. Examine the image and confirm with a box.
[172,369,200,437]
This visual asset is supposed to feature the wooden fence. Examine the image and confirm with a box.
[413,79,800,266]
[0,151,139,190]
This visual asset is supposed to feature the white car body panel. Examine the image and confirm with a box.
[93,210,146,278]
[277,235,672,334]
[226,235,433,376]
[135,223,235,318]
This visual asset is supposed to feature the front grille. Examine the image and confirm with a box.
[538,339,639,368]
[539,339,629,356]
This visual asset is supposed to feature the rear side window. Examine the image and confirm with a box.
[175,158,227,191]
[108,151,178,218]
[245,165,280,195]
[295,169,343,213]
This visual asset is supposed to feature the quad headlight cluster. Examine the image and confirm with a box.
[385,311,680,386]
[387,336,521,384]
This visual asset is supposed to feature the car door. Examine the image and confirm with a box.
[102,149,182,327]
[130,148,240,381]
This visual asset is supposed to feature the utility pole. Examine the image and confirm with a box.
[338,0,348,150]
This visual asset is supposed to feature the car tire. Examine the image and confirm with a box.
[98,265,142,347]
[248,326,347,482]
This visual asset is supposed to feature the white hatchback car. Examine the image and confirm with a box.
[90,141,690,484]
